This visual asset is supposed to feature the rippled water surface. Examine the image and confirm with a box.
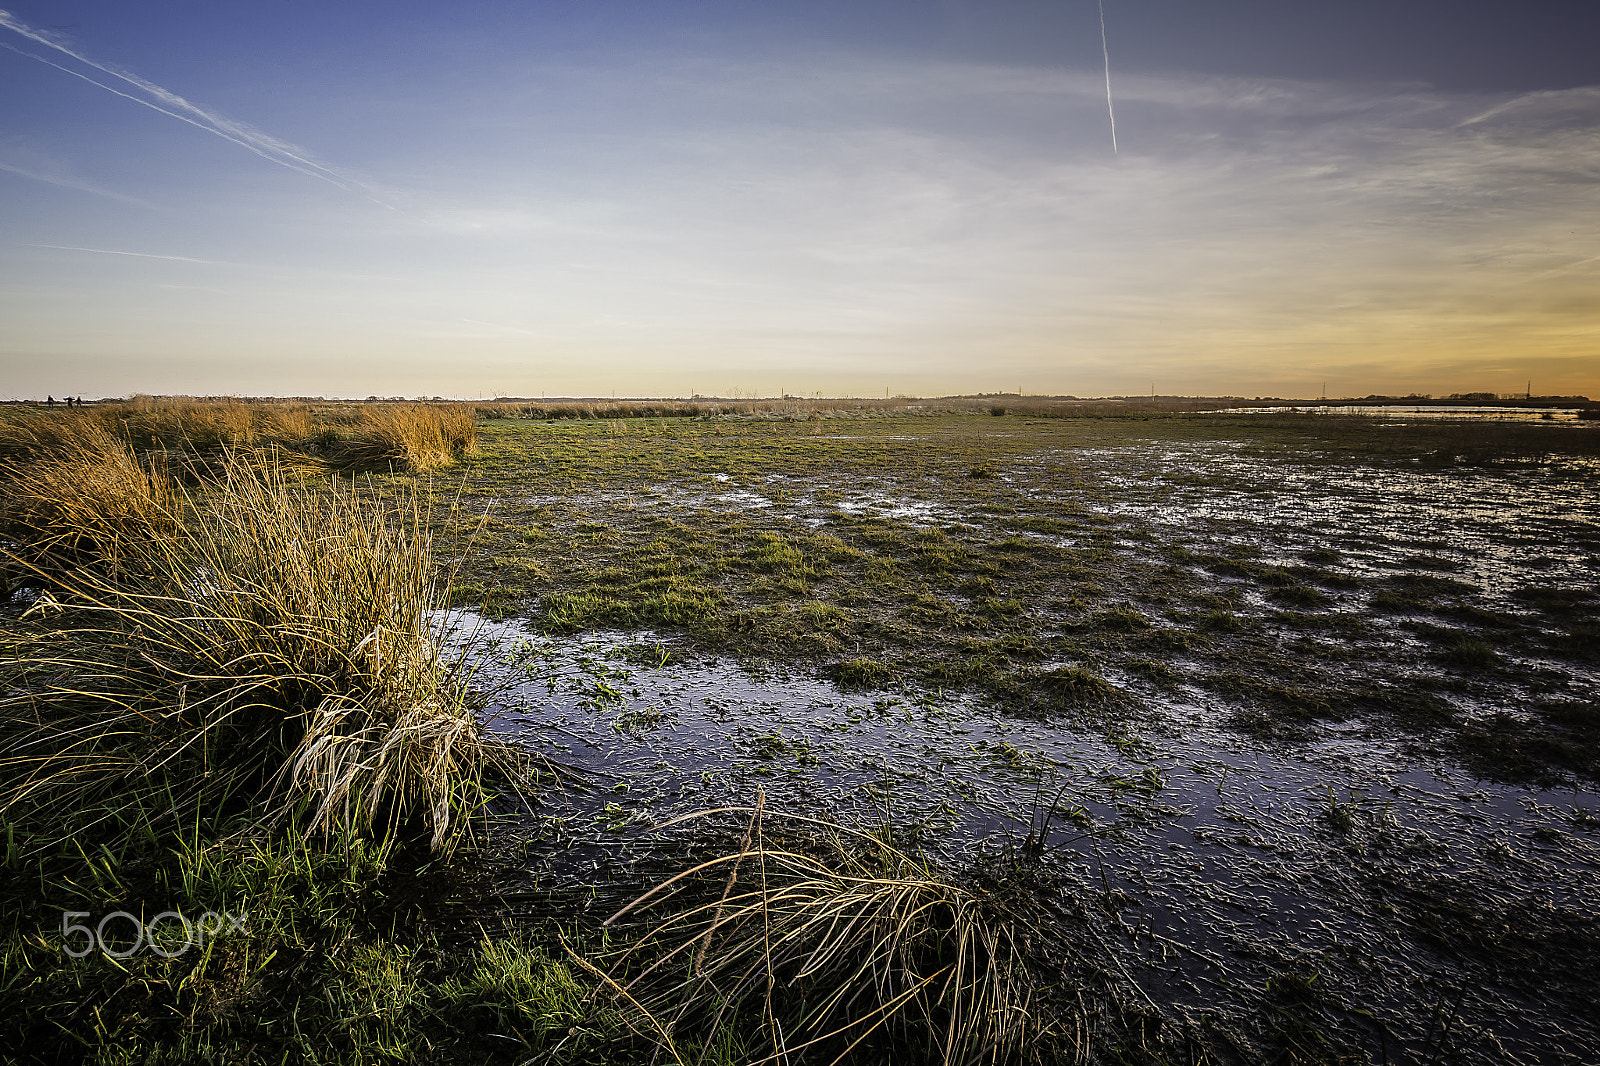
[456,614,1598,1064]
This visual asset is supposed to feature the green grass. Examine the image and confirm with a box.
[0,815,612,1065]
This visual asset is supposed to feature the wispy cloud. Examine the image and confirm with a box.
[0,10,370,196]
[1458,87,1600,128]
[403,53,1600,391]
[0,158,153,206]
[25,243,215,263]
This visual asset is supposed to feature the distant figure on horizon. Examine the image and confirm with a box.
[65,396,74,407]
[46,395,54,406]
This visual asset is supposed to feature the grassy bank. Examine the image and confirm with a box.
[0,422,1061,1064]
[0,449,539,1062]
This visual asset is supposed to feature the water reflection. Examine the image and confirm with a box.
[455,617,1600,1065]
[1214,405,1588,423]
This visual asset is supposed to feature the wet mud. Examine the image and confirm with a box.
[463,619,1600,1065]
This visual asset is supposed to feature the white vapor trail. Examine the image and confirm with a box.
[0,11,360,193]
[1097,0,1118,153]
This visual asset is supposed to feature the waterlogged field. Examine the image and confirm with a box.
[3,403,1597,1064]
[447,411,1600,1063]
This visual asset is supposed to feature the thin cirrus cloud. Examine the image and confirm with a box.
[0,157,153,206]
[26,243,216,264]
[521,57,1596,394]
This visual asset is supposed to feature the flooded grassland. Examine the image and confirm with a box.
[442,411,1600,1064]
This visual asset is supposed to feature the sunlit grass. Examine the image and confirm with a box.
[1,457,512,854]
[0,426,179,579]
[0,398,477,476]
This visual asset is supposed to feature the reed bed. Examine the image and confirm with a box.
[0,406,127,461]
[0,398,477,474]
[0,427,179,583]
[0,456,509,854]
[586,802,1038,1065]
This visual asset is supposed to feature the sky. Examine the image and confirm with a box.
[2,1,1597,400]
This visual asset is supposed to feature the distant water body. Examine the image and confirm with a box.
[1214,405,1587,423]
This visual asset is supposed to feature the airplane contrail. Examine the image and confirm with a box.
[1097,0,1118,153]
[0,39,348,189]
[0,10,361,193]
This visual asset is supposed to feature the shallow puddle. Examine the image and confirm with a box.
[1056,442,1600,604]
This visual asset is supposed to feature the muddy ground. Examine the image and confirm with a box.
[441,410,1598,1064]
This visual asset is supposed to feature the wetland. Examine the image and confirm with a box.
[3,400,1597,1064]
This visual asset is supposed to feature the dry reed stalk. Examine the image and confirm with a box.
[593,806,1036,1066]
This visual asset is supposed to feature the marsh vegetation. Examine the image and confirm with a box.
[2,398,1596,1064]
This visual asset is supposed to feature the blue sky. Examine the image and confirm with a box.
[3,1,1597,399]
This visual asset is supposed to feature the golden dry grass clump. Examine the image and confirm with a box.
[321,403,477,472]
[117,394,265,448]
[0,417,179,581]
[0,457,508,853]
[588,803,1038,1066]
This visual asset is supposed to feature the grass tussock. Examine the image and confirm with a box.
[0,431,180,581]
[588,800,1038,1065]
[0,457,510,854]
[119,394,276,448]
[318,403,477,472]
